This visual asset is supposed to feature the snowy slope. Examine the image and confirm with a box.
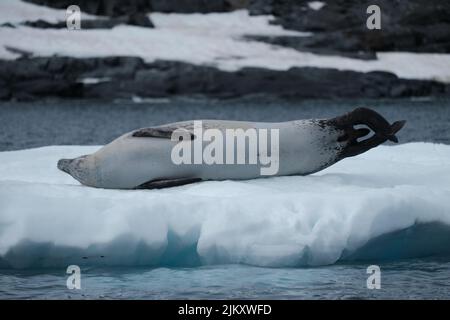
[1,1,450,82]
[0,0,98,24]
[1,143,449,268]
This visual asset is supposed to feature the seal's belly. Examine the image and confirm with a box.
[93,121,344,189]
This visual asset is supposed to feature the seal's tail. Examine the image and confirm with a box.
[329,107,406,158]
[386,120,407,143]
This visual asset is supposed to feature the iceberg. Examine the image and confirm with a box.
[0,143,450,269]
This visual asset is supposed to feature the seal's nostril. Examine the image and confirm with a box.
[57,159,72,174]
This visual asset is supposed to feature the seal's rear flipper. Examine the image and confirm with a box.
[333,108,407,159]
[384,120,406,143]
[135,177,202,189]
[341,119,406,158]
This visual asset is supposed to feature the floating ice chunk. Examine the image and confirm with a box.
[0,143,450,268]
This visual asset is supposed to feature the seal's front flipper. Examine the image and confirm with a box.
[135,177,202,189]
[132,127,175,139]
[132,127,195,140]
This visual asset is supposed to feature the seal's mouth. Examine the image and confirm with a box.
[57,158,73,174]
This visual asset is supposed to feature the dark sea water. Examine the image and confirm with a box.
[1,96,450,151]
[1,97,450,299]
[1,259,450,299]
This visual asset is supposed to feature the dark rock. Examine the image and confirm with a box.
[390,84,410,98]
[46,58,68,73]
[0,23,16,28]
[84,57,144,79]
[1,56,448,101]
[83,81,134,99]
[11,79,83,98]
[151,0,225,13]
[245,35,378,60]
[21,20,60,29]
[4,46,34,59]
[248,0,450,54]
[21,13,154,29]
[126,13,154,27]
[133,68,173,95]
[247,0,272,15]
[23,0,240,15]
[24,0,152,16]
[0,81,10,100]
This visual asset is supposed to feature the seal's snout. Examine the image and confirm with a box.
[57,158,73,174]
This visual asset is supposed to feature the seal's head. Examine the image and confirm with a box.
[57,155,97,187]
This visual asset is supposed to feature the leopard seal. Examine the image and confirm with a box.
[57,108,405,189]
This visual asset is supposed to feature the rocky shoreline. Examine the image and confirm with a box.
[0,0,448,101]
[1,56,449,101]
